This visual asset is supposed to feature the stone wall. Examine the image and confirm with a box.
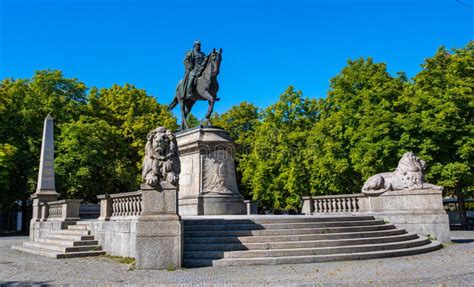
[30,221,66,241]
[358,189,450,242]
[88,219,138,258]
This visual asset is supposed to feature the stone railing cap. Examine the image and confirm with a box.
[47,199,82,205]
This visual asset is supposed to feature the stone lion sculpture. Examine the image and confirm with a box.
[141,127,180,187]
[361,152,443,195]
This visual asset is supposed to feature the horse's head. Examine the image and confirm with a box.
[209,48,222,77]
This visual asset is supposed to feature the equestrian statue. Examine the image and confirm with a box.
[168,40,222,130]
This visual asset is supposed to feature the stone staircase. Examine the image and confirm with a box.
[182,215,442,267]
[12,221,105,258]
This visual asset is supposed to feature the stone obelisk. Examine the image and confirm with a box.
[31,114,59,222]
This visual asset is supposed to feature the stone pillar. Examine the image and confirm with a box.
[176,126,246,215]
[30,114,59,239]
[135,182,183,269]
[97,194,112,221]
[301,196,314,215]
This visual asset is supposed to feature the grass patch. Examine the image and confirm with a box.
[104,255,135,265]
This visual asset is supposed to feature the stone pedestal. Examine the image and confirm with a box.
[176,126,246,215]
[135,182,183,270]
[359,189,451,242]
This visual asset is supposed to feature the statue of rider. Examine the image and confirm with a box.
[182,40,207,99]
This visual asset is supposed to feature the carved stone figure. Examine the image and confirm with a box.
[168,40,223,130]
[142,127,180,186]
[361,152,443,195]
[203,156,236,194]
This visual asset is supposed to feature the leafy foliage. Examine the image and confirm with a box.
[306,58,405,195]
[0,72,177,207]
[240,87,319,210]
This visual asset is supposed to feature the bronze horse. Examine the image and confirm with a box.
[168,48,222,130]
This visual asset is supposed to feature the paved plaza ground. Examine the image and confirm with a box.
[1,232,473,286]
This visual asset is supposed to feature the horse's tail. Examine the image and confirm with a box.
[168,80,182,111]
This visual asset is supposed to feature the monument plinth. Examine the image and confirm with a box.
[136,182,183,269]
[176,126,246,215]
[136,127,183,269]
[31,114,59,222]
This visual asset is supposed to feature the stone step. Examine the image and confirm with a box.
[12,245,105,259]
[184,228,407,244]
[36,237,99,247]
[52,230,91,236]
[46,234,95,241]
[183,216,376,226]
[184,220,385,231]
[184,232,419,251]
[75,221,93,226]
[23,241,102,253]
[183,241,442,267]
[184,237,430,259]
[67,225,90,231]
[184,224,395,237]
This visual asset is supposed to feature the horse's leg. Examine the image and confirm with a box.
[180,100,188,130]
[202,91,216,126]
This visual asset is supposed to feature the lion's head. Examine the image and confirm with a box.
[142,127,180,187]
[395,151,426,188]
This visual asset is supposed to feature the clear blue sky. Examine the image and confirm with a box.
[1,0,473,118]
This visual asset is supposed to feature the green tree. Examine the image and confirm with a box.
[241,87,319,211]
[66,84,179,195]
[0,144,18,210]
[55,117,128,202]
[0,71,88,229]
[396,42,474,227]
[306,58,406,195]
[186,113,201,128]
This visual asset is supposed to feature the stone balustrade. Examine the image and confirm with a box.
[302,194,366,214]
[97,191,143,221]
[40,199,82,222]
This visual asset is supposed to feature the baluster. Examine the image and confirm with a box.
[126,197,131,216]
[349,197,355,212]
[116,198,121,216]
[130,196,136,216]
[130,197,136,216]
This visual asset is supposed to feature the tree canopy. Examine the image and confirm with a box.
[0,71,176,207]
